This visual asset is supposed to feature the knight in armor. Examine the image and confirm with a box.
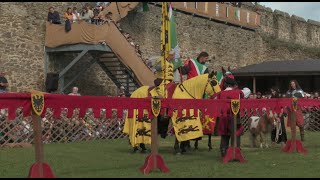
[216,77,245,158]
[153,49,178,139]
[285,80,305,141]
[154,49,176,98]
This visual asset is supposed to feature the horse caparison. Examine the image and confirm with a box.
[123,71,221,154]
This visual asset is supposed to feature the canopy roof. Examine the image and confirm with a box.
[232,59,320,76]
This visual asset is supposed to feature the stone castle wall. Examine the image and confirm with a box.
[0,2,320,95]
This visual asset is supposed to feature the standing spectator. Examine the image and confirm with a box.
[81,7,89,22]
[286,80,305,141]
[64,7,73,21]
[47,6,61,24]
[81,6,94,23]
[68,87,80,96]
[216,77,245,158]
[72,7,80,22]
[256,92,262,99]
[103,12,115,24]
[64,7,73,32]
[97,3,107,20]
[270,87,287,148]
[0,72,9,93]
[118,86,125,97]
[87,5,94,22]
[249,93,256,99]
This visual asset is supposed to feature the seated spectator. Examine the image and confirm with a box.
[128,37,135,46]
[146,58,152,68]
[0,72,9,93]
[135,44,142,57]
[123,32,130,39]
[68,87,81,96]
[116,22,121,28]
[72,7,80,22]
[314,92,319,99]
[47,6,61,24]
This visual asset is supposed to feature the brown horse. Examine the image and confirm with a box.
[248,110,274,148]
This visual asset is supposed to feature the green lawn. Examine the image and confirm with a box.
[1,132,320,178]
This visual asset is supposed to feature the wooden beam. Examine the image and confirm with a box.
[45,44,112,52]
[59,50,88,78]
[62,59,96,92]
[44,50,49,82]
[253,76,256,94]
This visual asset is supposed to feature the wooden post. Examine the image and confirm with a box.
[151,117,158,169]
[282,99,307,154]
[291,110,297,150]
[222,99,246,163]
[28,92,55,178]
[233,114,237,159]
[140,98,169,174]
[32,113,44,177]
[253,76,256,94]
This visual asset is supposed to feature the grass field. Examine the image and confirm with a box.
[1,132,320,178]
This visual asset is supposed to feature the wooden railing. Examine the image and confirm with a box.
[152,2,261,29]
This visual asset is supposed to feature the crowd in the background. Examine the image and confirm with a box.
[47,3,114,26]
[218,2,242,8]
[248,89,319,99]
[47,3,152,70]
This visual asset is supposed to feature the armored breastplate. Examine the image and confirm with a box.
[291,89,304,98]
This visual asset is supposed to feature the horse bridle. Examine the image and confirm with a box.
[178,77,218,99]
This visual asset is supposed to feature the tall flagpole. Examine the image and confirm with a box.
[161,2,169,98]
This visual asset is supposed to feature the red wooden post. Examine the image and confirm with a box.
[282,98,307,154]
[223,99,246,163]
[28,92,55,178]
[140,98,169,174]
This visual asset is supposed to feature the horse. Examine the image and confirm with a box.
[191,66,236,151]
[248,109,274,148]
[122,71,221,154]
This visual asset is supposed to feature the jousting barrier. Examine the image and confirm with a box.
[0,92,319,177]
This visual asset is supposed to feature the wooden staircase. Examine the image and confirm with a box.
[96,52,139,95]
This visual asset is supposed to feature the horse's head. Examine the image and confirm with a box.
[205,70,221,97]
[220,66,235,90]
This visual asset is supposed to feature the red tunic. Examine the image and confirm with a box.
[287,108,304,128]
[216,88,244,136]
